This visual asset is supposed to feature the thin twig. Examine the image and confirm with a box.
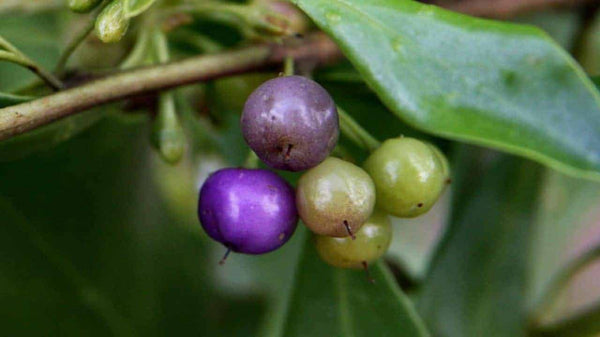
[0,50,63,91]
[1,36,64,90]
[55,1,110,76]
[0,33,341,141]
[28,62,64,91]
[284,55,295,76]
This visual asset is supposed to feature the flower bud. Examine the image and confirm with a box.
[151,93,186,164]
[95,0,130,43]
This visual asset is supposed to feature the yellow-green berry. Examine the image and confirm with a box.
[296,157,375,237]
[315,210,392,269]
[364,137,449,218]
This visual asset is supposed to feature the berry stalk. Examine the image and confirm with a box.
[337,106,380,152]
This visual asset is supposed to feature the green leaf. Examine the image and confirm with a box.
[294,0,600,181]
[123,0,157,18]
[0,107,110,162]
[0,116,267,336]
[417,148,543,337]
[0,92,32,107]
[280,230,430,337]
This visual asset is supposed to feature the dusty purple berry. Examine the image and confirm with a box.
[241,75,339,171]
[198,168,298,254]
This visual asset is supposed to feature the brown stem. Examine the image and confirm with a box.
[0,33,341,142]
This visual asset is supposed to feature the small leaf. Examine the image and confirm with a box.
[280,230,430,337]
[123,0,157,18]
[417,147,543,337]
[294,0,600,181]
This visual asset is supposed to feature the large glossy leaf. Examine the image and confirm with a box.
[294,0,600,181]
[279,230,430,337]
[417,148,543,337]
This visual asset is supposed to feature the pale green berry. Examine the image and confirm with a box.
[296,157,375,237]
[363,137,448,218]
[315,210,392,269]
[427,142,451,183]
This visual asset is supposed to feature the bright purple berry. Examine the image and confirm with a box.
[241,75,339,171]
[198,168,298,254]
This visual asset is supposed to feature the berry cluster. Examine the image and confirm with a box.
[197,75,450,274]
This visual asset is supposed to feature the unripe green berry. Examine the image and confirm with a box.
[315,210,392,269]
[427,142,451,182]
[95,0,130,43]
[296,157,376,237]
[364,137,448,218]
[69,0,102,13]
